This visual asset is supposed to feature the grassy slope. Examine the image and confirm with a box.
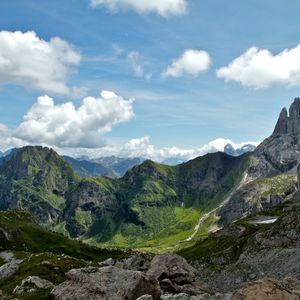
[0,209,128,300]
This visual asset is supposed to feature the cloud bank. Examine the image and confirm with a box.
[0,30,82,95]
[90,0,188,17]
[56,136,260,162]
[217,45,300,89]
[162,49,211,78]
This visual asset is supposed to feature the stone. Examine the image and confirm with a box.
[50,266,161,300]
[13,276,54,294]
[231,277,300,300]
[147,253,196,285]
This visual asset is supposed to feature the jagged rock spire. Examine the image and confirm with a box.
[272,98,300,136]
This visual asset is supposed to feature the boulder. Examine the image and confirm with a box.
[50,266,161,300]
[147,253,206,296]
[231,277,300,300]
[148,253,196,284]
[13,276,54,294]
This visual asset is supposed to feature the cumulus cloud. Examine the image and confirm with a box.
[162,49,211,78]
[217,45,300,89]
[7,91,134,148]
[127,51,152,79]
[0,30,82,95]
[90,0,187,17]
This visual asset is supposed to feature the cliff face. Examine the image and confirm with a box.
[250,98,300,178]
[273,98,300,136]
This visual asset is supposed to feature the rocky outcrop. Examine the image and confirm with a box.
[50,266,161,300]
[231,278,300,300]
[13,276,54,294]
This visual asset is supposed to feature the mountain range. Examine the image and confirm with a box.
[0,98,298,251]
[1,98,300,299]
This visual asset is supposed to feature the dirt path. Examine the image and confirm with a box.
[184,172,249,242]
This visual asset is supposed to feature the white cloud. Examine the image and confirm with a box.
[162,49,211,78]
[127,51,152,79]
[0,30,82,95]
[90,0,187,17]
[55,137,260,162]
[6,91,134,148]
[217,45,300,89]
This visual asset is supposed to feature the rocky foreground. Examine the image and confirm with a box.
[1,251,297,299]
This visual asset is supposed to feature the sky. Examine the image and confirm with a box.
[0,0,300,161]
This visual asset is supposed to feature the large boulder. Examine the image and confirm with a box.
[231,278,300,300]
[147,253,205,296]
[50,266,161,300]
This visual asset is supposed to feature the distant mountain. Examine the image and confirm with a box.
[65,155,143,178]
[63,156,110,178]
[162,157,185,165]
[92,156,143,177]
[224,143,256,156]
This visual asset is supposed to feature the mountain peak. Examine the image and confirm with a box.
[272,98,300,136]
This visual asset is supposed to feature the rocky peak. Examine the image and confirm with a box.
[272,98,300,136]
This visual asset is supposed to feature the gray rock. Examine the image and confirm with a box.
[137,295,153,300]
[148,253,206,296]
[0,251,23,280]
[122,253,152,272]
[98,258,115,267]
[50,266,161,300]
[0,290,3,300]
[148,253,196,285]
[13,276,54,294]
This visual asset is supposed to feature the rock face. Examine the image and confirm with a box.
[250,98,300,177]
[273,98,300,136]
[218,98,300,225]
[50,266,161,300]
[231,278,300,300]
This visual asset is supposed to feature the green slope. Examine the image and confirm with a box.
[0,146,251,250]
[0,209,128,300]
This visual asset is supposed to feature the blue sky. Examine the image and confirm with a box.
[0,0,300,160]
